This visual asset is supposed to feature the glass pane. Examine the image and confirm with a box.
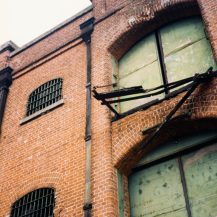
[118,34,163,113]
[165,38,217,83]
[119,34,159,78]
[161,17,205,56]
[119,61,163,112]
[182,143,217,217]
[161,17,217,83]
[129,159,188,217]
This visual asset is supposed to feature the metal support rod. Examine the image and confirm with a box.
[140,75,200,149]
[94,68,217,121]
[93,89,120,117]
[178,157,192,217]
[112,84,192,121]
[155,31,169,94]
[93,70,215,101]
[105,81,191,104]
[141,111,192,135]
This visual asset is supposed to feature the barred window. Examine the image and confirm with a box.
[26,78,63,116]
[10,188,55,217]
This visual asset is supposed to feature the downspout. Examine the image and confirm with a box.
[80,17,95,217]
[0,67,13,132]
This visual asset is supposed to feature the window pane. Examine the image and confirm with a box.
[182,143,217,217]
[161,17,217,83]
[118,34,163,113]
[165,38,216,83]
[129,159,188,217]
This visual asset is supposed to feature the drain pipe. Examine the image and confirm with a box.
[80,17,95,217]
[0,67,13,132]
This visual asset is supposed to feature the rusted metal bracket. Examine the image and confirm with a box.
[93,68,217,121]
[140,68,217,149]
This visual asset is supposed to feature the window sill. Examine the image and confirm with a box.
[20,99,64,125]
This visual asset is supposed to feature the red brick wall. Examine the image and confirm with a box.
[0,42,87,216]
[91,0,217,215]
[0,50,10,69]
[91,0,129,19]
[107,0,217,171]
[197,0,217,59]
[1,0,217,216]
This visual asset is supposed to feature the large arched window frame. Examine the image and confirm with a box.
[115,17,217,113]
[127,131,217,217]
[10,188,55,217]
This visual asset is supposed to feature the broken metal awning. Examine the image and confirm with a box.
[93,68,217,121]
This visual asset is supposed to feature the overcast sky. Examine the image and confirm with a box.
[0,0,91,47]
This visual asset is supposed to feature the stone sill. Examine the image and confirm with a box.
[20,99,64,125]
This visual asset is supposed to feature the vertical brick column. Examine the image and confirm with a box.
[91,36,119,216]
[197,0,217,60]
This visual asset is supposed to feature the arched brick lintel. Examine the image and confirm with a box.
[120,117,217,175]
[1,172,63,216]
[108,0,200,60]
[112,80,217,175]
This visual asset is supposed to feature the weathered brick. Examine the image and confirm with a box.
[1,0,217,216]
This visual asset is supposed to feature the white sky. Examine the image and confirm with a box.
[0,0,91,47]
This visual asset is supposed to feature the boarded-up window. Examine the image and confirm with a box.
[129,132,217,217]
[117,17,217,113]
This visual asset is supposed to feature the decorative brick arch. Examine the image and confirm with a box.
[1,172,64,217]
[108,0,199,60]
[112,81,217,175]
[109,0,217,176]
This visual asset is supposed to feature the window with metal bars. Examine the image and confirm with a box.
[10,188,55,217]
[26,78,63,116]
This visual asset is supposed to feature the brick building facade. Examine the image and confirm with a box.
[0,0,217,216]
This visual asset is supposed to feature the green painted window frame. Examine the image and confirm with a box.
[116,17,217,113]
[130,131,217,217]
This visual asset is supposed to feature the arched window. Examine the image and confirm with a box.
[10,188,55,217]
[26,78,63,116]
[116,17,217,113]
[128,131,217,217]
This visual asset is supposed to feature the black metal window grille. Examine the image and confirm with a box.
[10,188,55,217]
[26,78,63,116]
